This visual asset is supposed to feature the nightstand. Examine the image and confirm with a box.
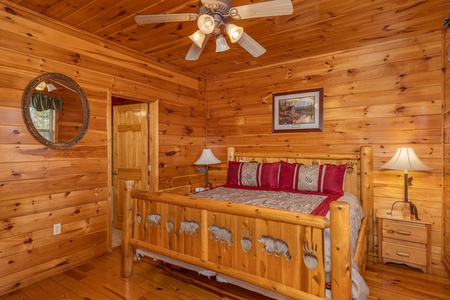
[376,207,432,273]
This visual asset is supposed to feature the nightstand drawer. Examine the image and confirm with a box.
[382,219,427,244]
[382,241,427,265]
[377,208,432,273]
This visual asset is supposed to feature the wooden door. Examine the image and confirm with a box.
[113,103,149,229]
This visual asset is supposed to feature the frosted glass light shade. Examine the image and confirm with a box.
[46,83,57,92]
[189,30,206,48]
[35,81,46,91]
[215,35,230,52]
[381,147,431,171]
[197,14,215,34]
[225,24,244,43]
[194,149,221,165]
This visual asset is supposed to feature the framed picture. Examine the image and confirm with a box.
[272,88,323,132]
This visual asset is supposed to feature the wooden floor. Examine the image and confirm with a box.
[1,247,450,300]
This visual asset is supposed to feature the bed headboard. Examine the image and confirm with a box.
[227,146,373,218]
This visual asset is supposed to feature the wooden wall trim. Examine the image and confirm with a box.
[443,25,450,276]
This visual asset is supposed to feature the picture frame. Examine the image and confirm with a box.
[272,88,323,132]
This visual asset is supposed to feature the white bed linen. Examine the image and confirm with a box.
[324,192,365,273]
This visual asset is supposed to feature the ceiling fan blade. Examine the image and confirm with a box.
[231,0,293,20]
[135,13,198,25]
[237,32,266,57]
[185,34,211,61]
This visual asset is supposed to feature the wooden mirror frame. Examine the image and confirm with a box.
[22,73,90,149]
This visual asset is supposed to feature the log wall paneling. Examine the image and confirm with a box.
[0,0,449,296]
[443,27,450,275]
[0,2,206,295]
[206,31,445,276]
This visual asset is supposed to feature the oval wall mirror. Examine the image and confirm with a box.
[22,73,90,149]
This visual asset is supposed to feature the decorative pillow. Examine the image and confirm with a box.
[226,161,280,188]
[279,161,346,194]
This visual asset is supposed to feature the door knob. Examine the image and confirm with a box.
[113,171,118,175]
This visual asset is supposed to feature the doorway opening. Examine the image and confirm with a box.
[110,95,159,248]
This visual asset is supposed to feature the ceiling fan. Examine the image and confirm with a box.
[135,0,294,61]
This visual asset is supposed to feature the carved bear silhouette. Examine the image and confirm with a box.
[180,220,199,236]
[146,213,162,227]
[258,235,291,261]
[208,224,233,246]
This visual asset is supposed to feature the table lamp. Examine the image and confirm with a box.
[194,148,221,189]
[381,146,431,220]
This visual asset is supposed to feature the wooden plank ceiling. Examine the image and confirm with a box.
[7,0,450,78]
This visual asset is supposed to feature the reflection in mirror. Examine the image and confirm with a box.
[22,73,90,149]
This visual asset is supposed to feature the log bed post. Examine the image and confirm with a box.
[227,146,235,162]
[200,209,208,262]
[330,201,351,300]
[360,146,374,254]
[121,180,135,277]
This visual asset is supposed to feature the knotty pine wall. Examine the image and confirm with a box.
[444,27,450,275]
[206,31,446,276]
[0,3,206,294]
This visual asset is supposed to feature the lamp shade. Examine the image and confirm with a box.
[197,14,215,34]
[225,24,244,43]
[380,147,431,171]
[194,149,221,165]
[215,35,230,52]
[189,30,206,48]
[35,81,46,91]
[46,83,57,92]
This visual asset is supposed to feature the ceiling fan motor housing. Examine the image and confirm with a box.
[198,0,233,24]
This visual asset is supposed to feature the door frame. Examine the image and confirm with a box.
[106,89,159,251]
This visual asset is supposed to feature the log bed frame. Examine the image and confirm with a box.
[121,146,373,300]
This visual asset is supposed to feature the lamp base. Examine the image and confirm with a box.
[388,200,420,220]
[205,165,213,190]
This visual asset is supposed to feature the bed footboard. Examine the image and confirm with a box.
[121,182,353,300]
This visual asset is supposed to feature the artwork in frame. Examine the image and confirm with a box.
[272,88,323,132]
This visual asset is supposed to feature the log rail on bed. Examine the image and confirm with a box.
[121,146,373,300]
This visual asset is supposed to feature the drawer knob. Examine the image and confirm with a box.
[396,251,410,258]
[396,230,411,236]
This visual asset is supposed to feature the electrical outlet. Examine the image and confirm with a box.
[53,223,61,235]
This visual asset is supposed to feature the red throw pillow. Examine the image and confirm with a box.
[226,161,280,188]
[279,161,346,194]
[319,164,347,194]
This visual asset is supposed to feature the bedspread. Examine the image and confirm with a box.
[190,186,342,216]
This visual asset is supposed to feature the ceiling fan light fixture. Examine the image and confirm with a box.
[189,30,206,48]
[35,81,46,91]
[225,24,244,43]
[197,14,215,34]
[46,83,57,92]
[215,34,230,52]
